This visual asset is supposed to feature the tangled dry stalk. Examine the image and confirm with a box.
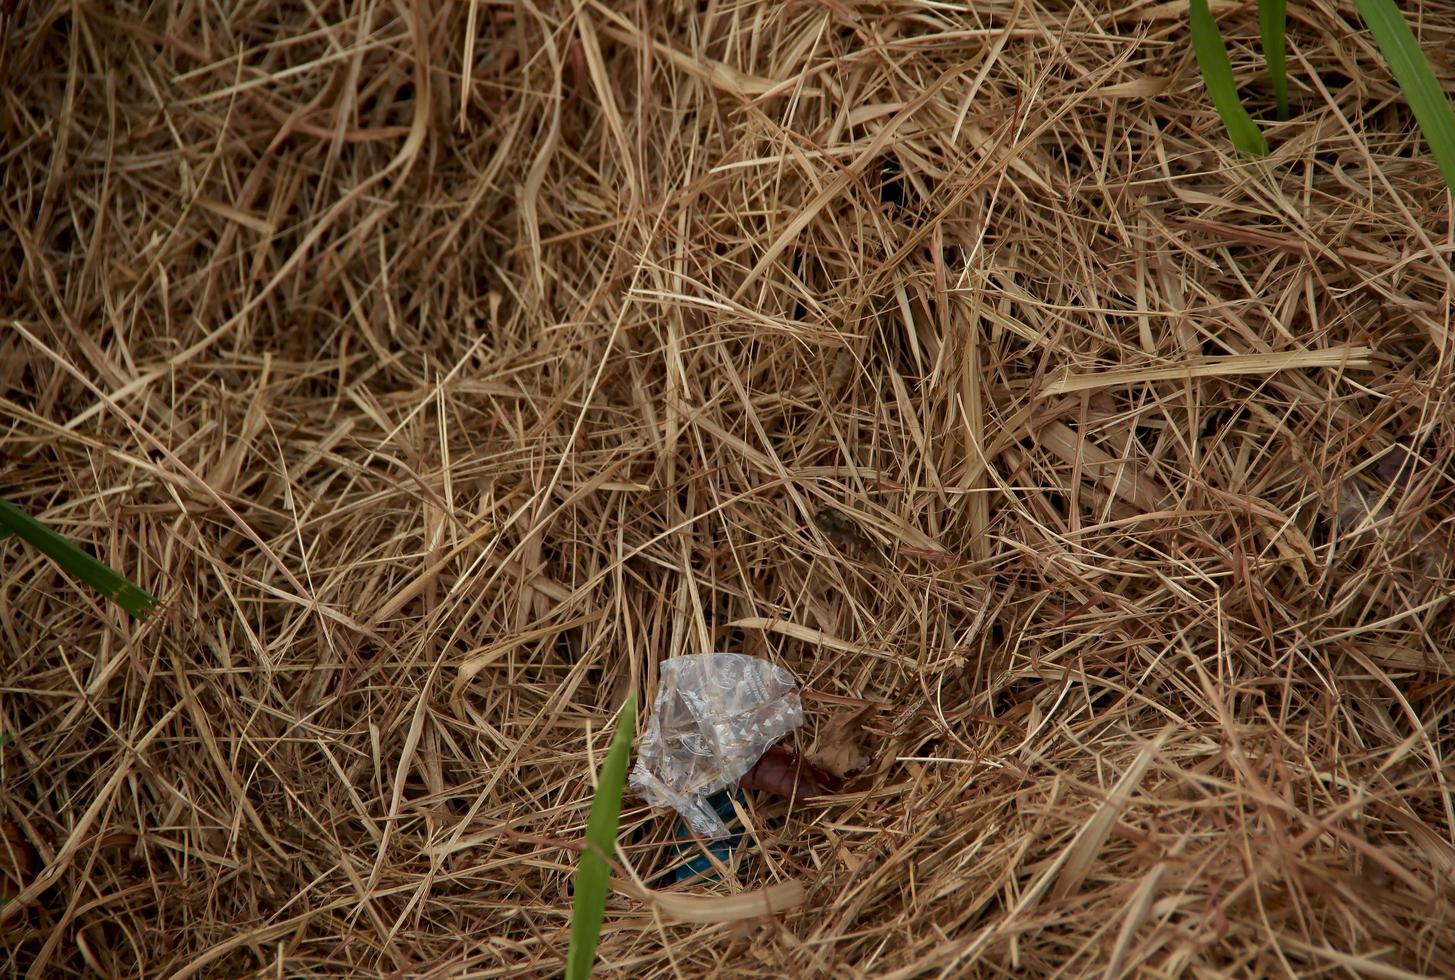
[4,0,1455,975]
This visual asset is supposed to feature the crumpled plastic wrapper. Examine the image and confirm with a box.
[629,653,803,839]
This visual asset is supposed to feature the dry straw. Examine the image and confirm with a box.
[3,0,1455,976]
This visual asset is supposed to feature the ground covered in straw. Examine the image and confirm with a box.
[4,1,1455,976]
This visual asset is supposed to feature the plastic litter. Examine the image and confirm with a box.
[672,789,745,882]
[629,653,803,839]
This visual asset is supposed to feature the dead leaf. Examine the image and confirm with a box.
[806,705,873,785]
[1,817,36,902]
[837,844,867,873]
[740,743,821,803]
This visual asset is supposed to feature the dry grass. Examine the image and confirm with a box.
[3,0,1455,976]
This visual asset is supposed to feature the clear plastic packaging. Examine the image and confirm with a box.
[629,653,803,839]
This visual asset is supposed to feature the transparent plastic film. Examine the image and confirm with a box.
[629,653,803,839]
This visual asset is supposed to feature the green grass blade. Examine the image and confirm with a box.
[1259,0,1289,120]
[1352,0,1455,196]
[1189,0,1270,156]
[0,498,157,618]
[566,692,637,980]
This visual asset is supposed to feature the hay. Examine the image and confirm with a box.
[3,0,1455,975]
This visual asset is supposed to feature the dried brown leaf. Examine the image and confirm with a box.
[739,743,822,803]
[806,705,874,784]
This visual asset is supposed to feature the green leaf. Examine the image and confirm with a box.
[1189,0,1270,156]
[1352,0,1455,197]
[0,498,157,618]
[1259,0,1289,121]
[0,732,11,748]
[566,692,637,980]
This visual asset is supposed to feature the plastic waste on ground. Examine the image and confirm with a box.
[629,653,803,840]
[672,789,745,882]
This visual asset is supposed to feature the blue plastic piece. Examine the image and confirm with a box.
[672,789,745,882]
